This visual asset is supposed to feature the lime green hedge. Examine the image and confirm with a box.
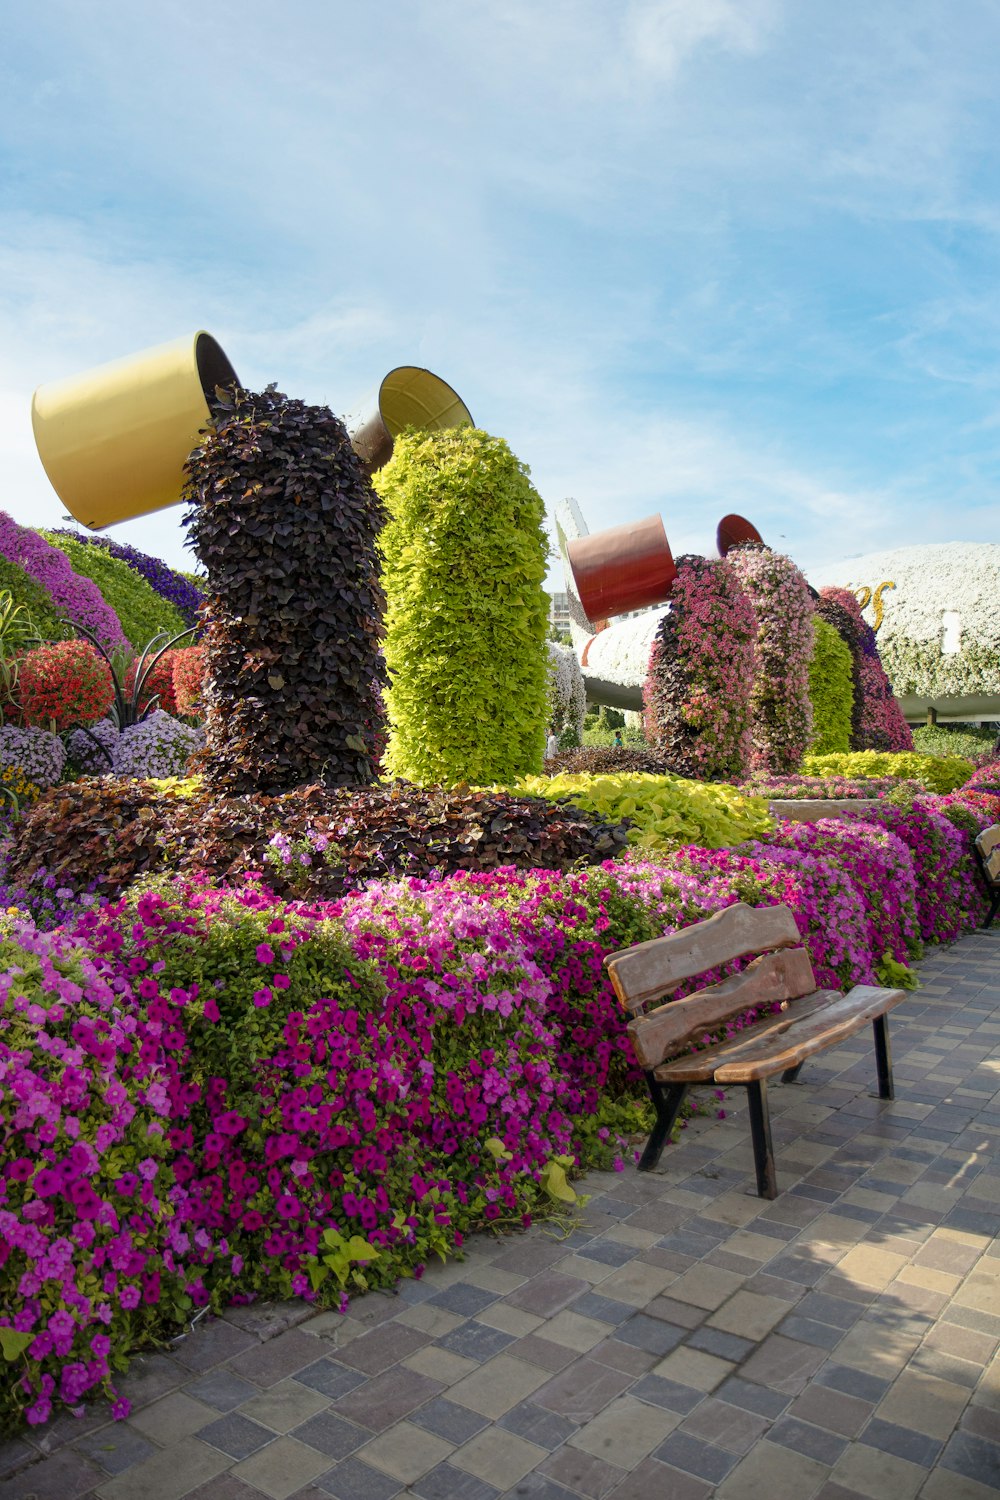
[911,724,994,761]
[377,428,550,785]
[808,617,853,755]
[801,750,974,795]
[516,771,774,853]
[0,556,66,642]
[41,533,188,651]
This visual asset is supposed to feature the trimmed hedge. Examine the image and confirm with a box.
[377,428,550,786]
[808,616,854,754]
[42,532,189,651]
[802,749,974,795]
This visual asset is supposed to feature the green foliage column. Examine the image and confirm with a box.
[376,428,550,785]
[183,387,387,794]
[807,616,854,754]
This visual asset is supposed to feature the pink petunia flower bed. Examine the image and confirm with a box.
[0,787,994,1432]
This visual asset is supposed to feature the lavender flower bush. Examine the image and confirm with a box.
[66,718,120,774]
[112,711,202,779]
[0,726,66,790]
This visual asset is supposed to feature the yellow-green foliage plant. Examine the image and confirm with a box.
[802,750,973,795]
[807,617,854,755]
[377,428,550,785]
[516,771,774,854]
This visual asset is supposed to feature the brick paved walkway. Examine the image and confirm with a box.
[2,927,999,1500]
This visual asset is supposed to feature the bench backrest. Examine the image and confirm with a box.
[604,902,817,1071]
[976,825,1000,883]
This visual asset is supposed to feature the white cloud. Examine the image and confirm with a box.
[625,0,778,79]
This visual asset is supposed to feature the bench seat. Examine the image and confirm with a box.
[604,901,907,1199]
[975,825,1000,928]
[653,983,906,1085]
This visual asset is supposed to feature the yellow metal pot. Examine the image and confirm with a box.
[348,366,472,472]
[31,331,239,529]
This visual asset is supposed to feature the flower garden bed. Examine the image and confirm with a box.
[1,759,998,1434]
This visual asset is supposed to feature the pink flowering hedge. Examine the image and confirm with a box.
[643,555,757,779]
[0,783,995,1432]
[729,547,814,774]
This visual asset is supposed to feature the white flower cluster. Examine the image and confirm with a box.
[547,642,587,737]
[810,542,1000,700]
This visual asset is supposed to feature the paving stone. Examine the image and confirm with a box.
[448,1354,550,1419]
[787,1384,874,1438]
[814,1363,890,1405]
[939,1430,1000,1488]
[603,1454,714,1500]
[332,1366,445,1432]
[511,1334,580,1372]
[532,1356,634,1422]
[174,1318,258,1374]
[231,1435,332,1500]
[769,1414,850,1465]
[538,1310,615,1353]
[333,1321,431,1375]
[538,1443,624,1497]
[289,1409,370,1458]
[358,1420,455,1484]
[437,1322,518,1362]
[858,1417,943,1468]
[313,1455,404,1498]
[197,1410,274,1459]
[678,1397,769,1455]
[509,1273,591,1318]
[685,1325,754,1363]
[185,1369,263,1412]
[612,1314,685,1357]
[95,1438,231,1500]
[738,1333,826,1393]
[715,1437,829,1499]
[568,1291,636,1326]
[588,1337,659,1375]
[410,1461,501,1500]
[427,1284,500,1317]
[451,1425,547,1488]
[569,1392,680,1468]
[1,1448,104,1500]
[652,1430,738,1483]
[629,1372,706,1416]
[496,1400,579,1450]
[229,1329,327,1388]
[293,1357,368,1401]
[130,1391,218,1444]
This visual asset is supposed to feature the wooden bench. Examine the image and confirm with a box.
[604,902,908,1199]
[975,826,1000,928]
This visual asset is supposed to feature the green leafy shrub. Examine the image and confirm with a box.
[0,555,64,644]
[808,616,854,754]
[516,770,773,852]
[377,428,550,785]
[183,386,388,793]
[911,724,996,761]
[41,531,188,650]
[802,749,974,795]
[6,777,630,901]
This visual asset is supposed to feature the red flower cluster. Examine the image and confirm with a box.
[171,645,205,718]
[124,653,179,716]
[16,641,114,732]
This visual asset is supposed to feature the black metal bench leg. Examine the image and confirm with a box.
[746,1080,777,1199]
[781,1062,805,1084]
[873,1013,894,1100]
[638,1077,688,1172]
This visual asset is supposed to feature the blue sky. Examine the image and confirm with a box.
[3,1,1000,583]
